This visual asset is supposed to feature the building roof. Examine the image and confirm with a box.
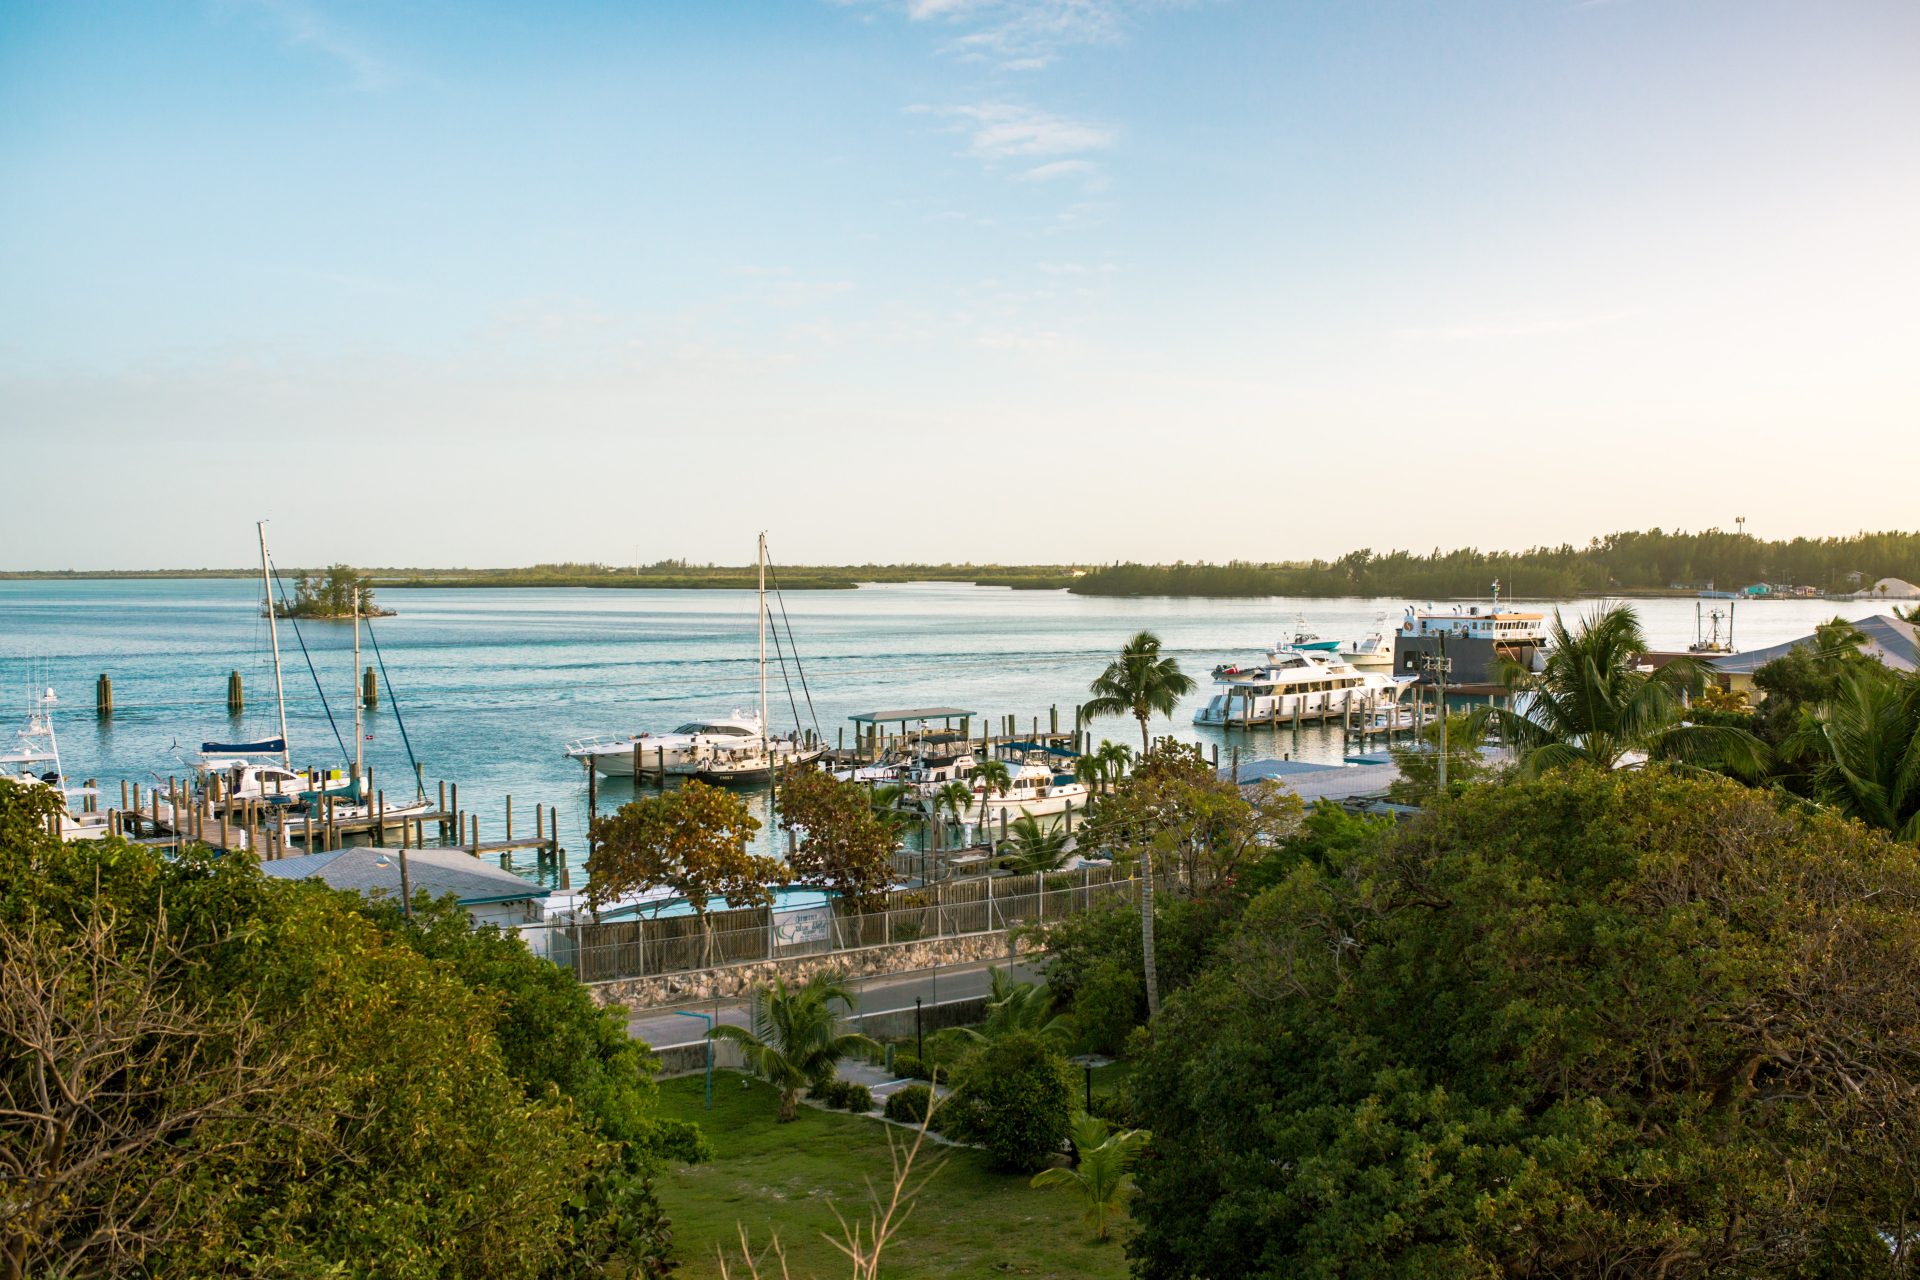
[1234,760,1405,802]
[260,845,551,906]
[1708,613,1918,676]
[848,706,977,724]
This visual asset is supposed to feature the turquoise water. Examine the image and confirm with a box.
[0,578,1873,881]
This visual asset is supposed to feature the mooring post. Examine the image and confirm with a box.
[227,670,243,715]
[96,672,113,717]
[506,794,513,840]
[362,665,378,708]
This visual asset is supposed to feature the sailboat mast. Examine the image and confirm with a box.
[352,588,363,780]
[757,532,768,739]
[258,521,291,770]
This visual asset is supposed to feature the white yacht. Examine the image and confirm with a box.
[967,752,1089,823]
[1,683,112,841]
[1196,646,1413,727]
[1337,626,1395,673]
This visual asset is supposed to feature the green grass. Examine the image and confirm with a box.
[654,1072,1131,1279]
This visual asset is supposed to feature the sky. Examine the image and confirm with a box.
[2,0,1917,570]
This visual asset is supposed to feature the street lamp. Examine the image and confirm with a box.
[1068,1053,1112,1113]
[672,1010,714,1111]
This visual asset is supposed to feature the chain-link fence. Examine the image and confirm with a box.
[521,864,1144,983]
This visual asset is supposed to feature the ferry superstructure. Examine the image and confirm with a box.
[1194,646,1414,727]
[1391,582,1550,688]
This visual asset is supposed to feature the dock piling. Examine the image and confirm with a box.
[96,673,112,717]
[227,671,243,715]
[361,665,378,708]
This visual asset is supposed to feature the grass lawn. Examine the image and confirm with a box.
[654,1072,1133,1279]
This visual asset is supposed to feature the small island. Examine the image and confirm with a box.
[271,565,396,619]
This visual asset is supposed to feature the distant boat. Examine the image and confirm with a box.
[1197,646,1412,727]
[1,680,113,841]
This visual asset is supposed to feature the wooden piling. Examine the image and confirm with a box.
[361,665,378,708]
[96,673,112,717]
[227,670,244,714]
[469,813,479,857]
[505,794,513,840]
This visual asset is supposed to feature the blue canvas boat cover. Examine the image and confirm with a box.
[201,737,287,755]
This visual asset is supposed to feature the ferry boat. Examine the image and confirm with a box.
[1391,582,1550,687]
[1195,647,1412,727]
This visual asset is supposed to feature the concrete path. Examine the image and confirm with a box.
[624,956,1041,1052]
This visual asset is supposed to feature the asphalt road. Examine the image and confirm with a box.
[624,956,1042,1050]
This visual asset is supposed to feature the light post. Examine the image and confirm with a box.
[1068,1053,1111,1113]
[673,1010,714,1110]
[914,997,924,1062]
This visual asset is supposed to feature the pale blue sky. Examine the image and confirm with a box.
[3,1,1917,568]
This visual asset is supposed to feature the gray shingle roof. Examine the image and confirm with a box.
[259,845,550,906]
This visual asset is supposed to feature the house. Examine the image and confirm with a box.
[259,845,552,940]
[1707,613,1919,697]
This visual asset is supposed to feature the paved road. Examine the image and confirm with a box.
[625,956,1042,1050]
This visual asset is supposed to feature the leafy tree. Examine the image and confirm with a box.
[997,813,1072,873]
[1127,768,1920,1279]
[1479,603,1766,776]
[282,563,378,617]
[933,966,1072,1052]
[1787,666,1920,841]
[949,1031,1077,1172]
[776,766,898,909]
[0,782,672,1279]
[930,780,973,848]
[708,972,876,1122]
[588,780,785,963]
[1749,616,1888,777]
[1079,633,1198,1017]
[1074,740,1134,796]
[1387,711,1493,803]
[1030,1113,1153,1242]
[1078,739,1301,893]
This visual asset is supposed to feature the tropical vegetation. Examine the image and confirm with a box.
[277,562,387,617]
[1030,1113,1153,1242]
[776,766,901,907]
[708,972,876,1122]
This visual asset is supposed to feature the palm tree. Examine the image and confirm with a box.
[1029,1113,1152,1242]
[969,759,1012,845]
[1079,633,1195,1018]
[708,972,877,1122]
[934,967,1073,1052]
[998,814,1072,874]
[1081,632,1197,758]
[1788,668,1920,841]
[931,780,973,850]
[867,782,917,842]
[1479,605,1766,777]
[1093,741,1133,794]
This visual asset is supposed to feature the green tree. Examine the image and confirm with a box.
[1127,768,1920,1279]
[776,767,899,908]
[1030,1113,1153,1242]
[949,1031,1077,1172]
[1787,667,1920,841]
[968,757,1012,842]
[707,972,877,1122]
[588,780,785,965]
[1079,633,1198,1017]
[1480,603,1766,776]
[931,779,974,848]
[934,966,1073,1052]
[1074,739,1134,797]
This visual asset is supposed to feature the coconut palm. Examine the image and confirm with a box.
[1079,633,1195,1017]
[1093,740,1134,794]
[867,782,918,841]
[708,972,877,1122]
[1479,604,1766,777]
[998,814,1072,874]
[931,780,973,850]
[969,759,1012,844]
[1081,632,1197,758]
[1030,1113,1153,1242]
[1788,667,1920,842]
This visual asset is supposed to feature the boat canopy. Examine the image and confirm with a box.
[848,706,976,724]
[200,737,287,755]
[997,740,1079,758]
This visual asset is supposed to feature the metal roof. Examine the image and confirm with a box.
[1233,759,1404,801]
[259,845,550,907]
[1709,613,1918,676]
[848,706,976,724]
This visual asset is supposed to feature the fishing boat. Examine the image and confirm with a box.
[1336,621,1395,672]
[1688,601,1737,655]
[1196,646,1413,727]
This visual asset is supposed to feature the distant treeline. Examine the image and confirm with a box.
[1067,529,1920,599]
[0,562,1080,590]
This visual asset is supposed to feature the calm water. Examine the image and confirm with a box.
[0,579,1873,880]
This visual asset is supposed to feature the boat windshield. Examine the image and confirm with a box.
[676,722,754,736]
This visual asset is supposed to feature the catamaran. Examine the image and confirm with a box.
[565,533,827,784]
[1196,645,1414,727]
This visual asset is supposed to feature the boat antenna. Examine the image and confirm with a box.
[362,614,424,799]
[352,588,363,781]
[258,521,292,769]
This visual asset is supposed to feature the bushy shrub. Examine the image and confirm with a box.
[951,1031,1075,1172]
[884,1084,934,1124]
[810,1078,874,1112]
[1087,1087,1137,1129]
[892,1052,932,1081]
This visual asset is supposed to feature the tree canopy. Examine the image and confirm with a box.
[1125,768,1920,1279]
[775,766,898,908]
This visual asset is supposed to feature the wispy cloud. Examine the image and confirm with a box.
[238,0,395,91]
[883,0,1142,70]
[916,102,1117,163]
[1396,308,1643,343]
[1018,158,1100,182]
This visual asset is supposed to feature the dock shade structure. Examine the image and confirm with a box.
[847,707,977,727]
[259,846,551,934]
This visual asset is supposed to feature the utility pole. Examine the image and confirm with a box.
[1420,632,1453,795]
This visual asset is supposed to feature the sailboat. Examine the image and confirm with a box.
[1,674,113,841]
[192,522,357,812]
[564,533,827,784]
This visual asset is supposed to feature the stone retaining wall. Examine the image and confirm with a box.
[592,927,1036,1009]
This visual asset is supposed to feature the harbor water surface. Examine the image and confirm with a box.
[0,579,1873,882]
